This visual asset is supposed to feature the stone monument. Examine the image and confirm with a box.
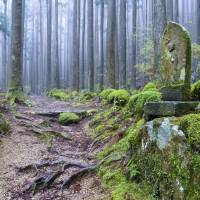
[160,21,191,101]
[144,22,199,120]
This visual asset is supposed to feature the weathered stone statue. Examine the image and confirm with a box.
[160,22,191,101]
[144,22,199,120]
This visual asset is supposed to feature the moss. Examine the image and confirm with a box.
[107,89,130,106]
[128,91,162,115]
[98,166,154,200]
[191,80,200,100]
[143,82,157,92]
[179,114,200,151]
[58,112,80,125]
[99,88,116,101]
[48,89,70,101]
[131,89,141,96]
[6,89,26,105]
[80,91,97,102]
[0,114,9,135]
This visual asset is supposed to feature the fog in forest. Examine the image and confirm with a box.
[0,0,199,94]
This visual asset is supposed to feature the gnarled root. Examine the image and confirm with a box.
[20,157,107,194]
[62,165,96,189]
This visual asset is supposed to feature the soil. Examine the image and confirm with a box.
[0,96,109,200]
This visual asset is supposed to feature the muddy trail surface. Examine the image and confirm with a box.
[0,96,107,200]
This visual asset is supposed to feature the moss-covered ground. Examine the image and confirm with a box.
[46,86,200,199]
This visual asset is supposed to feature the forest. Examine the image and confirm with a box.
[0,0,200,199]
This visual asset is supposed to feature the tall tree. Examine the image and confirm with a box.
[80,0,86,90]
[99,0,104,90]
[2,0,7,91]
[54,0,60,88]
[152,0,167,75]
[197,0,200,44]
[166,0,173,21]
[72,0,80,91]
[131,0,137,88]
[106,0,116,88]
[46,0,52,89]
[39,0,44,92]
[174,0,179,23]
[87,0,94,91]
[119,0,127,89]
[8,0,24,102]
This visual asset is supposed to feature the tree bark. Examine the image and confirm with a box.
[87,0,94,91]
[99,0,104,90]
[54,0,60,88]
[8,0,24,101]
[119,0,127,89]
[197,0,200,44]
[46,0,52,89]
[106,0,116,88]
[131,0,137,89]
[2,0,7,91]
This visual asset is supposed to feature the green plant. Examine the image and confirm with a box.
[179,114,200,151]
[99,88,116,100]
[191,80,200,100]
[48,89,70,101]
[58,112,80,125]
[107,89,130,106]
[128,91,162,115]
[143,82,157,92]
[80,91,97,102]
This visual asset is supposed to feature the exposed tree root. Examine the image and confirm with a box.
[23,171,63,194]
[15,115,32,121]
[17,160,89,174]
[61,156,108,189]
[19,157,108,195]
[28,126,72,140]
[62,165,96,189]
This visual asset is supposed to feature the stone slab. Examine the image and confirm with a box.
[144,101,200,120]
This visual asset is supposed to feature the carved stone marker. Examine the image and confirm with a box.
[144,22,198,120]
[160,22,191,101]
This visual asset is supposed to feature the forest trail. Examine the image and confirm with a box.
[0,96,107,200]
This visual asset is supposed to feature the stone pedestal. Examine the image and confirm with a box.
[144,101,200,120]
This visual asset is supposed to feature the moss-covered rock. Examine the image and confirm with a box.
[6,89,26,105]
[191,80,200,100]
[107,89,130,106]
[138,117,200,199]
[48,89,70,101]
[144,101,199,120]
[99,88,116,100]
[159,83,191,101]
[80,91,97,102]
[179,114,200,151]
[143,82,157,92]
[58,112,80,125]
[128,91,162,115]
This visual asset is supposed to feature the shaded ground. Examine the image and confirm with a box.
[0,96,108,200]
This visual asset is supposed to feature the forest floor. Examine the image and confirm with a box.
[0,96,109,200]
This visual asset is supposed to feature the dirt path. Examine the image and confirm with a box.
[0,96,107,200]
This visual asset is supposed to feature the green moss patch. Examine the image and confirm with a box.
[58,112,81,125]
[191,80,200,100]
[128,91,162,116]
[99,88,116,101]
[107,89,130,106]
[179,114,200,151]
[48,89,97,103]
[143,82,157,92]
